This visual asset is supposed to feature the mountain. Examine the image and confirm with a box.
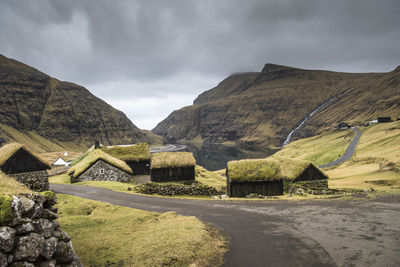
[153,64,399,147]
[0,54,156,152]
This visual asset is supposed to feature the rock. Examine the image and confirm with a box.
[42,209,58,220]
[18,196,35,218]
[51,220,60,230]
[53,241,75,264]
[0,226,16,253]
[48,206,58,214]
[10,262,35,267]
[33,219,54,238]
[0,251,7,267]
[8,254,13,263]
[15,220,34,235]
[32,204,44,219]
[220,194,228,199]
[13,233,45,262]
[10,196,23,226]
[38,260,56,267]
[53,230,70,242]
[212,196,220,199]
[41,237,58,260]
[245,193,258,198]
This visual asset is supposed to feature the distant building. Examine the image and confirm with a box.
[0,143,50,191]
[52,157,71,167]
[377,117,392,123]
[338,122,351,130]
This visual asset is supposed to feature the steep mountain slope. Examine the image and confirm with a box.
[0,54,154,152]
[153,64,398,147]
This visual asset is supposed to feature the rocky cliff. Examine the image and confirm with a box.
[0,54,154,152]
[153,64,399,147]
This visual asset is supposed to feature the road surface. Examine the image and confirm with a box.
[319,129,362,168]
[149,144,187,153]
[51,183,400,267]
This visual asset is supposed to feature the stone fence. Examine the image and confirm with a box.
[0,192,81,267]
[10,171,49,192]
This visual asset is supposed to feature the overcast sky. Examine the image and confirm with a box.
[1,0,399,130]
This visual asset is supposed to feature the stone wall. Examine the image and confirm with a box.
[10,171,49,192]
[71,159,132,183]
[284,179,329,195]
[0,193,82,267]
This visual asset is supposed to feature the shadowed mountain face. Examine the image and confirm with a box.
[153,63,400,147]
[0,54,154,151]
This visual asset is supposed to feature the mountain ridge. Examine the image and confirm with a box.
[153,64,399,147]
[0,54,157,152]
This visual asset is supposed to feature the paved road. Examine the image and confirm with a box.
[319,129,362,168]
[149,144,187,153]
[51,183,400,267]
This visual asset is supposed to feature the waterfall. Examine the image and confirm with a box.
[282,96,337,147]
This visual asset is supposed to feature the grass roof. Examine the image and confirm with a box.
[271,156,315,180]
[101,143,151,162]
[151,152,196,169]
[68,149,133,178]
[0,143,50,168]
[227,156,326,182]
[227,159,282,182]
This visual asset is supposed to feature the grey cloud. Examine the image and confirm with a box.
[0,0,399,128]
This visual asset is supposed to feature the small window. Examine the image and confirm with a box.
[99,168,105,174]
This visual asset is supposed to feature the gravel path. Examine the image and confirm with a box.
[319,129,362,168]
[51,183,400,267]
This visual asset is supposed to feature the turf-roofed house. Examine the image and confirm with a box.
[272,156,328,193]
[150,152,196,182]
[101,143,151,175]
[0,143,50,191]
[227,158,284,197]
[68,149,133,183]
[226,156,328,197]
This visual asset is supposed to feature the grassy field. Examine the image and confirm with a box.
[56,194,226,266]
[275,129,355,166]
[0,171,32,195]
[277,121,400,192]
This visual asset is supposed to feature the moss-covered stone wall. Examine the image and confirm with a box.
[0,192,82,266]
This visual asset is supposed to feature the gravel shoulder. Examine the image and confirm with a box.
[50,183,400,267]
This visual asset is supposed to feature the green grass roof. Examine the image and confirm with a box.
[151,152,196,169]
[101,143,151,162]
[68,149,133,178]
[227,159,282,182]
[0,143,50,169]
[227,156,326,182]
[271,156,315,180]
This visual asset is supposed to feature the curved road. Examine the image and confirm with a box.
[149,144,187,153]
[319,129,362,168]
[51,183,400,267]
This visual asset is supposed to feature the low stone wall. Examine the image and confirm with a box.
[10,171,49,192]
[0,192,82,267]
[284,179,329,195]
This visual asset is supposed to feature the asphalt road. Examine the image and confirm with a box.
[149,144,187,153]
[51,184,400,267]
[319,129,362,168]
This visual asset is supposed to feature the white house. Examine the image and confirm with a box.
[53,157,71,167]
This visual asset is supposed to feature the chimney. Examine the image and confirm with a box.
[95,141,100,149]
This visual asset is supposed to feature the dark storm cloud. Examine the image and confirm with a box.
[0,0,399,128]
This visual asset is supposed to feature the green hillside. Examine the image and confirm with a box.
[276,121,400,191]
[153,64,399,147]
